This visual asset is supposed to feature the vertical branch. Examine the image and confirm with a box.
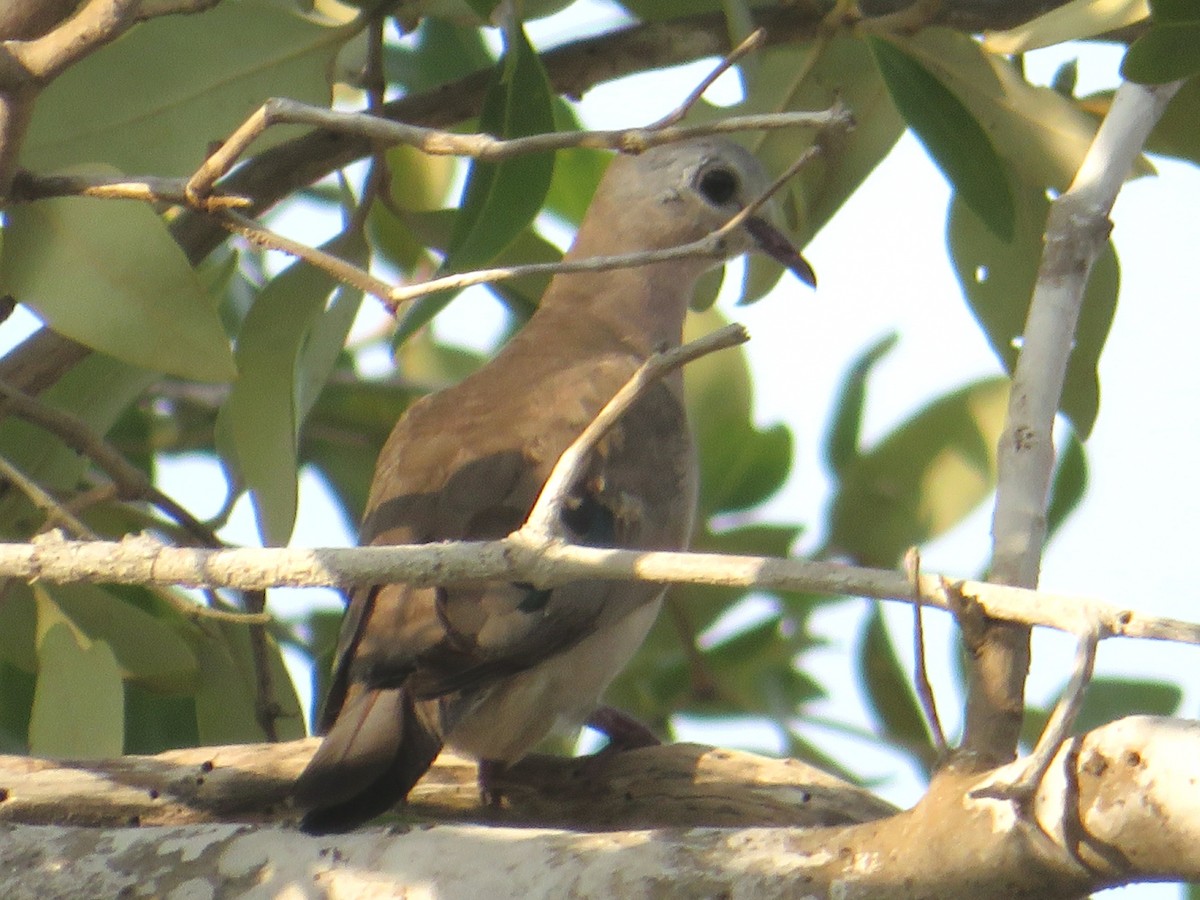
[963,78,1184,761]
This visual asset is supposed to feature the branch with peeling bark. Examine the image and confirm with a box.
[0,716,1196,896]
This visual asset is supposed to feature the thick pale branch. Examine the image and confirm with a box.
[0,716,1194,896]
[966,77,1186,760]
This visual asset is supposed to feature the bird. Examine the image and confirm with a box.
[293,136,816,834]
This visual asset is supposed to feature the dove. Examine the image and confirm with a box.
[294,136,815,833]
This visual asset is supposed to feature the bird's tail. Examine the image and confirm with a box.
[294,686,442,834]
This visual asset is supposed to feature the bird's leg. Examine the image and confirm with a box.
[586,705,661,751]
[477,758,507,807]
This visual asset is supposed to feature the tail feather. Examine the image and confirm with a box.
[295,687,443,834]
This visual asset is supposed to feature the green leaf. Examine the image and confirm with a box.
[1023,678,1182,747]
[191,620,306,744]
[904,30,1120,192]
[219,233,366,545]
[948,185,1119,438]
[1149,0,1200,23]
[0,196,236,382]
[824,333,899,479]
[40,583,199,693]
[684,309,792,515]
[0,354,157,536]
[868,36,1015,241]
[1046,430,1087,538]
[395,24,555,344]
[827,378,1010,567]
[1145,77,1200,165]
[22,0,346,175]
[29,588,124,758]
[124,683,199,754]
[0,661,36,753]
[382,17,494,94]
[859,605,936,773]
[1122,23,1200,84]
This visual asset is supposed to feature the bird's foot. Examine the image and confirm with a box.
[586,705,660,751]
[477,758,507,807]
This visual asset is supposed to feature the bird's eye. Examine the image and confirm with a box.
[698,167,738,206]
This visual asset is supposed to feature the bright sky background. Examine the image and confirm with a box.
[5,3,1194,895]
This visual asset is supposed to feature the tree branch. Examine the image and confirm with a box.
[2,532,1198,651]
[0,716,1194,895]
[964,77,1186,763]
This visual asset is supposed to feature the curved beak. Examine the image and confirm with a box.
[745,216,817,288]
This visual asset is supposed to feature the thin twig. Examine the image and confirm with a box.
[906,548,946,753]
[0,534,1198,650]
[649,28,766,129]
[0,454,96,539]
[0,378,221,547]
[380,145,821,310]
[521,324,749,541]
[185,99,846,201]
[971,625,1100,801]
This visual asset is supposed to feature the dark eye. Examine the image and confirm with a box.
[698,167,738,206]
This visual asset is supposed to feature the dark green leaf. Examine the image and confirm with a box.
[0,354,156,536]
[0,661,35,753]
[859,605,936,773]
[0,196,235,382]
[1046,430,1087,538]
[1149,0,1200,23]
[30,588,124,758]
[868,36,1014,241]
[396,25,555,345]
[382,17,493,94]
[824,333,899,479]
[1051,59,1078,97]
[684,310,792,515]
[948,185,1118,438]
[827,378,1010,566]
[125,684,199,754]
[1145,77,1200,165]
[1122,23,1200,84]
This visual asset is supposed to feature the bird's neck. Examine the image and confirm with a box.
[533,253,707,358]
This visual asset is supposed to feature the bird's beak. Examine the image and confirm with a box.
[745,216,817,288]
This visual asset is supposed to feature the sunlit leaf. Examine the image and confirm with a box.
[0,195,235,382]
[827,378,1010,566]
[726,39,904,303]
[982,0,1148,54]
[903,30,1124,192]
[29,587,124,758]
